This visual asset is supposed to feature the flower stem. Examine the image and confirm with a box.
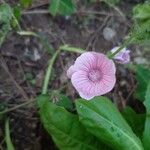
[41,49,61,95]
[60,45,85,54]
[5,119,15,150]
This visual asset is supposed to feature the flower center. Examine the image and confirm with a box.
[88,69,102,82]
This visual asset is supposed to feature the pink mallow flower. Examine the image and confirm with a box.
[67,52,116,100]
[111,47,130,64]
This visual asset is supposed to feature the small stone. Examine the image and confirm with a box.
[103,27,116,41]
[33,49,41,61]
[24,48,41,61]
[134,57,148,64]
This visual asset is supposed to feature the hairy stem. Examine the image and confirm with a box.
[108,36,133,59]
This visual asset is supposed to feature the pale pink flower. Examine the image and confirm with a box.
[67,52,116,100]
[111,47,130,64]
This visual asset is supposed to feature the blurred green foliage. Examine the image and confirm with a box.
[121,106,145,138]
[20,0,32,8]
[0,3,13,47]
[142,82,150,150]
[131,2,150,44]
[49,0,75,16]
[134,65,150,102]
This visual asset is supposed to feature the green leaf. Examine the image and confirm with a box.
[131,3,150,44]
[5,119,15,150]
[49,0,75,16]
[0,3,12,21]
[133,3,150,21]
[142,81,150,150]
[75,97,144,150]
[131,20,150,44]
[134,65,150,101]
[38,95,109,150]
[13,5,21,21]
[121,106,145,138]
[20,0,32,8]
[0,3,13,47]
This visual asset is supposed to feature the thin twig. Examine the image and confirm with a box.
[125,83,138,103]
[79,10,121,17]
[0,99,36,115]
[28,0,49,9]
[0,55,29,100]
[22,9,49,15]
[86,16,110,51]
[22,9,120,17]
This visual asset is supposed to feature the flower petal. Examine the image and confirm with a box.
[89,74,116,96]
[93,53,116,74]
[100,74,116,93]
[101,60,116,75]
[71,70,93,94]
[79,91,95,100]
[74,52,96,71]
[67,65,76,78]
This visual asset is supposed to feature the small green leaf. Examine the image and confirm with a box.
[13,5,21,21]
[142,81,150,150]
[131,20,150,44]
[134,65,150,101]
[49,0,75,16]
[76,97,144,150]
[20,0,32,8]
[0,3,12,21]
[133,3,150,21]
[131,2,150,44]
[5,119,15,150]
[37,95,109,150]
[121,106,145,138]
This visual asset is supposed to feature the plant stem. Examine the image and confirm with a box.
[42,49,61,95]
[12,14,22,31]
[5,119,15,150]
[60,45,85,54]
[17,31,39,37]
[41,45,85,95]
